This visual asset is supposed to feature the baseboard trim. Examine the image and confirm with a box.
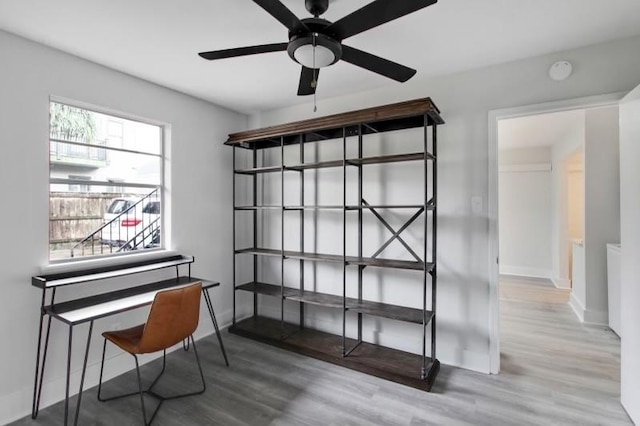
[551,277,571,289]
[569,293,585,322]
[499,266,551,279]
[567,294,608,325]
[583,308,609,326]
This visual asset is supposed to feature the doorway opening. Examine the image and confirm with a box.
[488,92,624,374]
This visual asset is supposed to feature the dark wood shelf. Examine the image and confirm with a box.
[236,282,432,325]
[235,248,431,271]
[349,300,430,325]
[226,98,444,149]
[234,165,281,175]
[233,152,435,175]
[234,205,282,210]
[347,152,435,165]
[229,316,439,391]
[236,281,295,298]
[286,290,345,309]
[348,256,430,271]
[236,204,434,211]
[286,159,344,171]
[283,205,344,210]
[346,204,431,210]
[283,205,433,210]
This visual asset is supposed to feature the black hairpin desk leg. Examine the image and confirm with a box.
[202,288,229,366]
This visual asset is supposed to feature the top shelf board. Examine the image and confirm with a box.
[32,255,194,289]
[225,98,444,150]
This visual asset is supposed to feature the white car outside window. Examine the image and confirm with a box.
[101,198,160,250]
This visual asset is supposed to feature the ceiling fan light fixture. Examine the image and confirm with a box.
[288,33,342,69]
[294,44,333,68]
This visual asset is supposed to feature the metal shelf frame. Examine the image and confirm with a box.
[228,98,442,390]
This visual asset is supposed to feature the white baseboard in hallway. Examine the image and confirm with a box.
[569,292,586,322]
[499,266,551,280]
[551,276,572,289]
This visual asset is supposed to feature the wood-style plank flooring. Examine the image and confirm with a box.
[12,276,629,425]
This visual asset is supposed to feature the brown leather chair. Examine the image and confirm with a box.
[97,282,206,425]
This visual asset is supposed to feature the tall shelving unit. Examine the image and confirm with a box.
[227,98,443,390]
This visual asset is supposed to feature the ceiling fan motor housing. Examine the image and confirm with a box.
[305,0,329,17]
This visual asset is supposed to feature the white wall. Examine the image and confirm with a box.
[551,117,585,288]
[583,106,620,324]
[619,83,640,424]
[566,151,585,288]
[0,30,247,424]
[250,35,640,374]
[570,241,586,319]
[498,147,552,278]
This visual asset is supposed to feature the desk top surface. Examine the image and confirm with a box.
[45,276,218,325]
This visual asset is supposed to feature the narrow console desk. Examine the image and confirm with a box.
[31,254,228,426]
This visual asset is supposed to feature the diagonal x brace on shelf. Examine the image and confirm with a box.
[362,199,424,263]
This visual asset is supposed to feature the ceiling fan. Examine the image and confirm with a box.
[198,0,437,96]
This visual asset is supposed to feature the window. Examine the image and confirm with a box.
[49,101,164,261]
[68,175,91,192]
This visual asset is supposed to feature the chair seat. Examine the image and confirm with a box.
[103,324,145,354]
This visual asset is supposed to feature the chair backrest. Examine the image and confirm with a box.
[137,282,202,354]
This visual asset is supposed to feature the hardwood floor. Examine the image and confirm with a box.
[500,275,571,304]
[12,278,628,425]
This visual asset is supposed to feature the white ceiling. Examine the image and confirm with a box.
[498,109,585,150]
[1,0,639,114]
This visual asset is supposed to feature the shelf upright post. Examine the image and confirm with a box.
[299,134,305,329]
[281,136,285,329]
[357,124,363,344]
[253,147,258,318]
[431,123,438,366]
[232,146,237,325]
[342,126,347,357]
[422,114,429,379]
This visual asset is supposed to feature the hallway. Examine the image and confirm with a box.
[499,275,625,424]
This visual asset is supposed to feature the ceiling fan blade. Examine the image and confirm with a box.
[341,45,416,82]
[253,0,307,32]
[198,43,288,60]
[298,66,319,96]
[325,0,437,40]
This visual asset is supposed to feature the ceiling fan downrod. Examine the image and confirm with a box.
[305,0,329,17]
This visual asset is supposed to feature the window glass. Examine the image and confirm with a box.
[49,101,164,261]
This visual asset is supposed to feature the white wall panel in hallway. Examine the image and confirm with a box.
[619,83,640,425]
[499,147,553,278]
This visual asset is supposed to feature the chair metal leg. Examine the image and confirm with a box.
[98,337,206,425]
[146,350,166,392]
[133,355,149,426]
[148,336,206,400]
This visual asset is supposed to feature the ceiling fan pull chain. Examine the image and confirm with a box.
[313,33,318,112]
